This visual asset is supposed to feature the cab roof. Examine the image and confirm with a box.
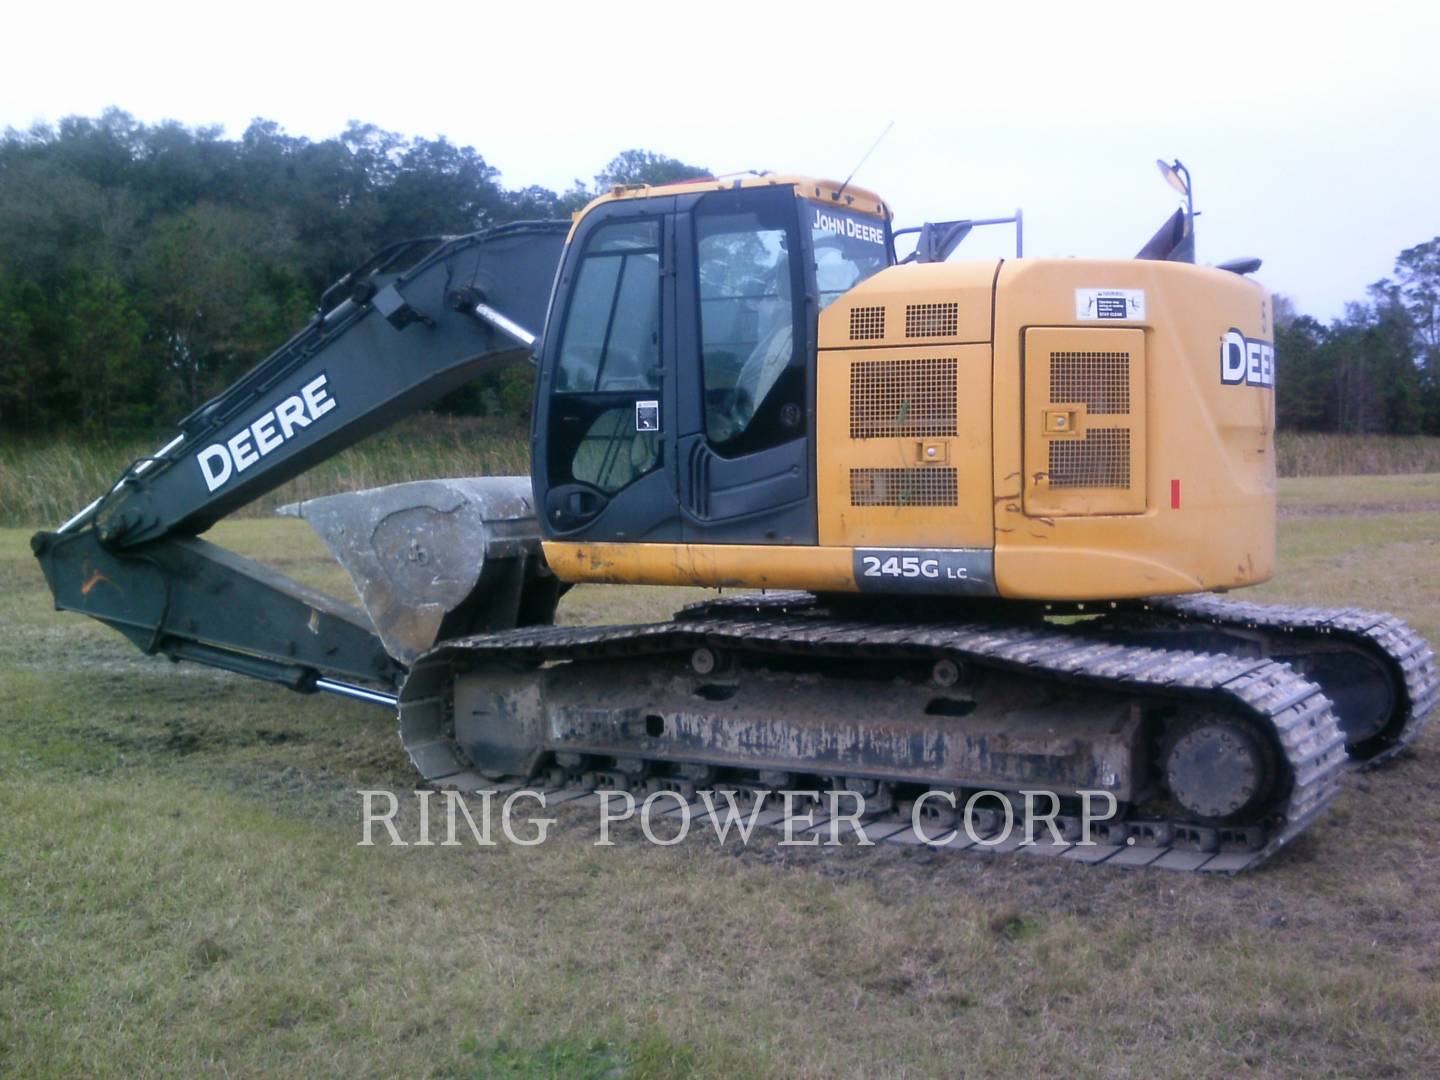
[576,173,891,225]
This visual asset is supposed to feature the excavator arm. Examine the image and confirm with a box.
[32,220,570,703]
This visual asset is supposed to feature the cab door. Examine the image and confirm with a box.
[534,199,680,542]
[672,186,817,544]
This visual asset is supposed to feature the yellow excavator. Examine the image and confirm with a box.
[33,166,1436,871]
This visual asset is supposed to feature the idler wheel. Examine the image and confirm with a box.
[1164,720,1274,822]
[1298,649,1396,751]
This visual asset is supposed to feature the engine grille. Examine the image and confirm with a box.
[1050,350,1130,414]
[905,302,959,338]
[850,357,958,438]
[850,467,958,507]
[1048,429,1131,488]
[849,306,886,341]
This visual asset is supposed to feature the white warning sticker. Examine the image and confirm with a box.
[1076,288,1146,321]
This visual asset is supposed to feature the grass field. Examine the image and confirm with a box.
[5,425,1440,527]
[0,416,531,529]
[2,476,1438,1077]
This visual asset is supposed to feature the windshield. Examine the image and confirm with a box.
[805,200,891,309]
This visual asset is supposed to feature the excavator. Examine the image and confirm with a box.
[32,168,1436,872]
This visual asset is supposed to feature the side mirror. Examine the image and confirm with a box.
[1138,159,1196,263]
[1156,158,1191,196]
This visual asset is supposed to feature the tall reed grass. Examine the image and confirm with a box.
[4,421,1438,528]
[1275,433,1440,479]
[1,415,530,528]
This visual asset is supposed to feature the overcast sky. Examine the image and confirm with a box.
[4,0,1437,319]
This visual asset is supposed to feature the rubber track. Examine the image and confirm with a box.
[402,603,1349,873]
[682,590,1438,766]
[1142,593,1438,766]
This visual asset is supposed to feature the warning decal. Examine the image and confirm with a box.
[1075,288,1146,321]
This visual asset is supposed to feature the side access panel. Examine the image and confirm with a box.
[1023,326,1146,517]
[818,342,993,549]
[815,247,997,556]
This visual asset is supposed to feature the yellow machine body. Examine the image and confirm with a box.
[544,178,1277,601]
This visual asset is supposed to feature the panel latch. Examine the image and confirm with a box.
[915,440,950,464]
[1042,408,1080,436]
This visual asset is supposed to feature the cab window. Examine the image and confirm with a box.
[695,193,804,456]
[550,217,663,496]
[805,200,890,310]
[557,220,661,393]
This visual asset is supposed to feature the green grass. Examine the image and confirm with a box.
[2,478,1439,1077]
[1276,471,1440,513]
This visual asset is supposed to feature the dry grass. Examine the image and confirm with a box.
[2,479,1439,1077]
[1277,432,1440,478]
[6,425,1440,529]
[0,415,530,529]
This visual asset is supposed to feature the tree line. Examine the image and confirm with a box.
[0,109,1437,436]
[0,109,706,432]
[1274,252,1440,434]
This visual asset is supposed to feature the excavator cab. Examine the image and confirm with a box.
[534,181,893,545]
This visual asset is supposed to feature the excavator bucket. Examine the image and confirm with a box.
[278,476,562,665]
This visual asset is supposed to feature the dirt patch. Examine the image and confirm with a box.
[75,716,310,757]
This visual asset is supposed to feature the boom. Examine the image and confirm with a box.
[32,221,569,700]
[66,222,566,547]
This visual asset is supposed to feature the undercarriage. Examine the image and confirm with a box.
[396,592,1435,872]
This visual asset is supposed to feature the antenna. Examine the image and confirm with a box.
[834,121,894,202]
